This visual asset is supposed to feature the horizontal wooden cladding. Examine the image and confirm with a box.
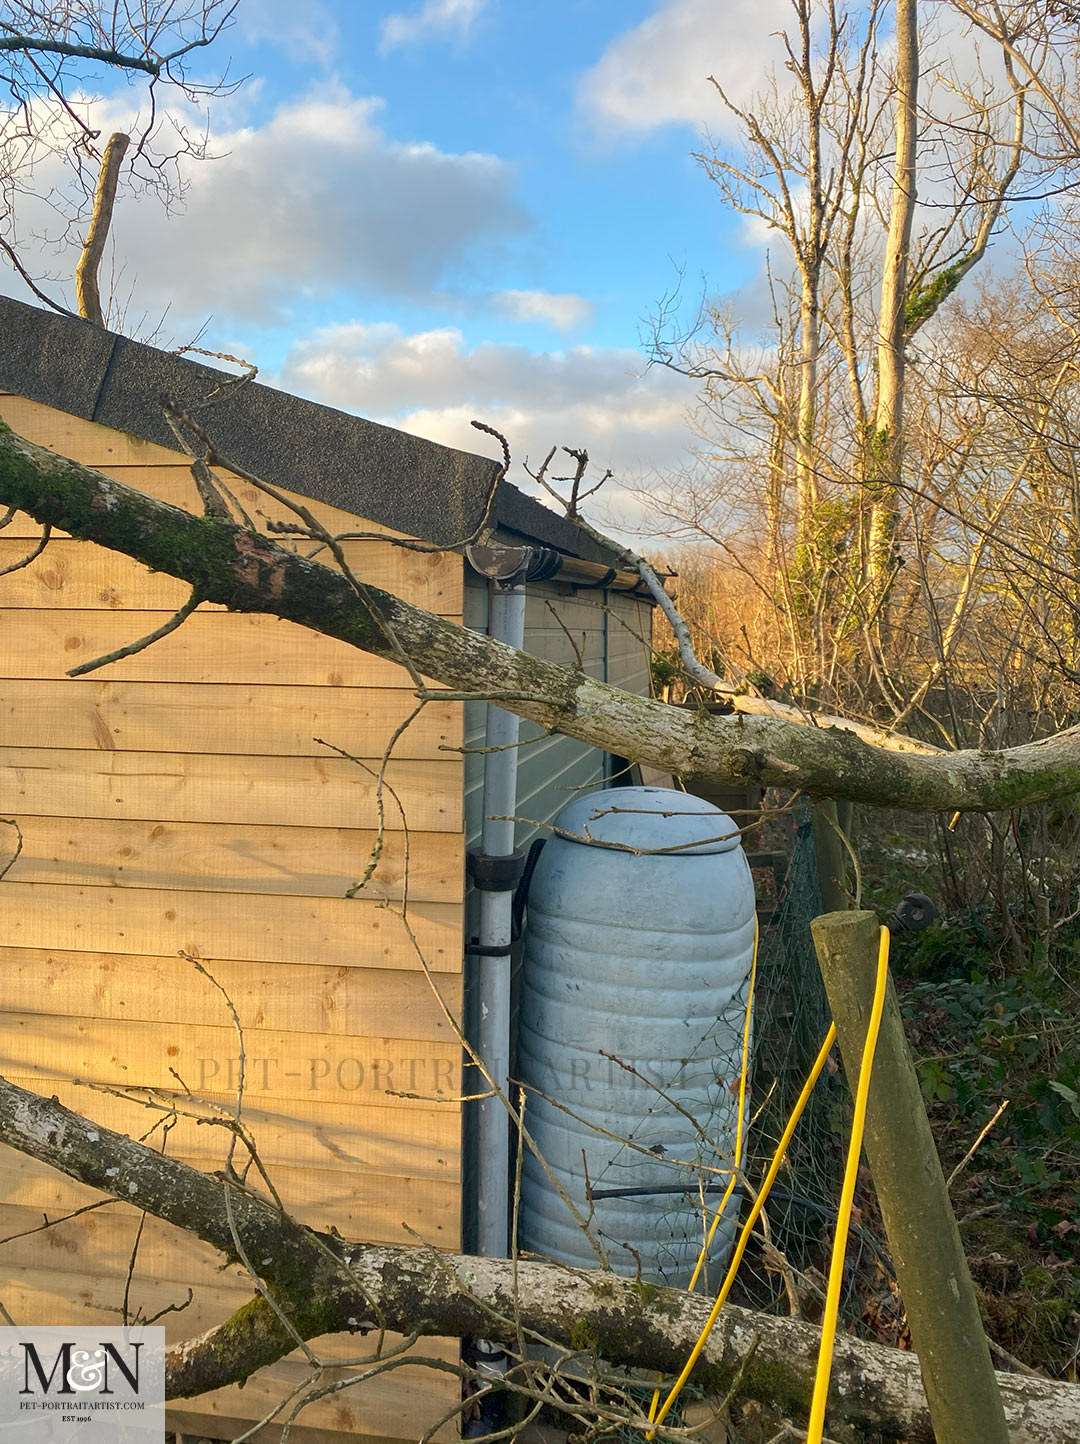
[1,1257,461,1362]
[1,395,194,467]
[525,595,606,676]
[4,1146,462,1250]
[0,1074,459,1179]
[0,1012,462,1111]
[169,1388,453,1444]
[607,611,650,655]
[2,1155,458,1252]
[1,815,464,903]
[0,394,449,537]
[168,1418,419,1444]
[0,948,462,1041]
[183,1345,458,1444]
[0,536,462,614]
[0,882,461,971]
[0,608,446,689]
[0,747,462,830]
[0,680,461,757]
[2,1270,457,1443]
[608,621,651,666]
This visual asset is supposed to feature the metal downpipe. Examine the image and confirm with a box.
[474,576,526,1258]
[463,553,529,1434]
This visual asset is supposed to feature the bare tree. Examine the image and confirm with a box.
[646,0,1064,713]
[0,0,240,322]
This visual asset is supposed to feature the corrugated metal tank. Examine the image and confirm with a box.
[517,786,756,1285]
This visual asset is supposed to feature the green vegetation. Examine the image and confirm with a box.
[903,259,969,334]
[897,935,1080,1374]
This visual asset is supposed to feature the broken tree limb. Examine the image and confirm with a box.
[727,690,940,755]
[635,560,940,757]
[0,1072,1077,1441]
[0,424,1078,811]
[75,132,129,327]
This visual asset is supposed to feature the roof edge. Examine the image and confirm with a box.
[0,293,635,568]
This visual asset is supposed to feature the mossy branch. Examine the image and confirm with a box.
[0,1071,1077,1440]
[4,424,1080,811]
[904,258,971,338]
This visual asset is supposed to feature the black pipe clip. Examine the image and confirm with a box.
[467,847,527,892]
[465,840,546,958]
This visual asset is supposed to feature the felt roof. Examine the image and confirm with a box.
[0,294,625,565]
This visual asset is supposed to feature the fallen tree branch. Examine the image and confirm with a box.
[0,1072,1078,1442]
[725,691,941,755]
[634,560,940,757]
[521,453,938,760]
[0,424,1075,812]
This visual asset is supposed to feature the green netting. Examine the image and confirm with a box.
[739,810,846,1306]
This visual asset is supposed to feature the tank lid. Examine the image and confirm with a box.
[552,786,742,857]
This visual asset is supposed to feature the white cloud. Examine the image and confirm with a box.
[11,85,530,325]
[492,289,593,332]
[170,89,525,319]
[578,0,792,137]
[279,320,699,511]
[380,0,486,52]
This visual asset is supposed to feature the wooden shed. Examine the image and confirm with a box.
[0,295,655,1443]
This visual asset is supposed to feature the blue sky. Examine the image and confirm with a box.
[8,0,801,513]
[227,0,760,350]
[7,1,1046,525]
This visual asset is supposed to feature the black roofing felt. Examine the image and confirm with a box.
[0,294,621,564]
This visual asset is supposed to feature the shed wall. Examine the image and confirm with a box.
[463,574,653,851]
[0,395,465,1443]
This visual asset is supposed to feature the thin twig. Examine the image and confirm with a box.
[0,524,50,576]
[947,1099,1010,1191]
[0,820,23,883]
[66,589,204,676]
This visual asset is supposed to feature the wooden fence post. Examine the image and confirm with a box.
[812,800,850,913]
[809,909,1009,1444]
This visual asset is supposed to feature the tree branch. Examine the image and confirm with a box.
[0,423,1078,812]
[1,1071,1077,1441]
[76,131,130,328]
[635,559,939,756]
[0,36,161,74]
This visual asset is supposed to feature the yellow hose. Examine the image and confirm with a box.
[647,1019,838,1435]
[687,913,759,1295]
[805,924,890,1443]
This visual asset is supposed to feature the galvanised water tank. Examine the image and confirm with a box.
[517,786,756,1285]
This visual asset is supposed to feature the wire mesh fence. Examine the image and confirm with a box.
[752,811,837,1204]
[738,807,895,1339]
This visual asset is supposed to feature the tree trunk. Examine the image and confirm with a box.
[75,132,129,327]
[867,0,918,601]
[796,270,821,557]
[0,1072,1076,1442]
